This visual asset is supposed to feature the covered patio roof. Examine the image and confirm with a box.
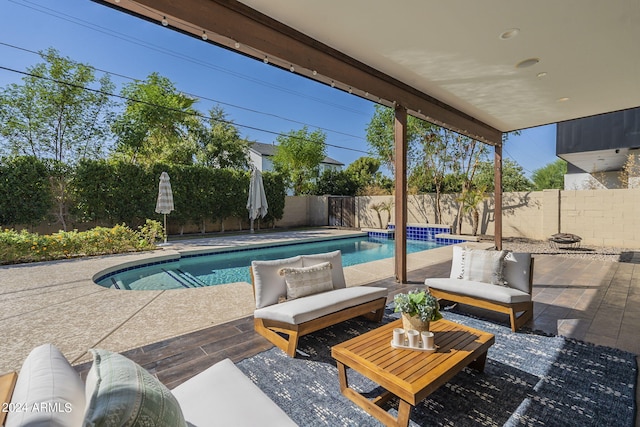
[94,0,640,140]
[93,0,640,279]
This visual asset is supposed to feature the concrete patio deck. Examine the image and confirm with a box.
[0,228,480,373]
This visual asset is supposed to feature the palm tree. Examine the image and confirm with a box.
[459,186,487,236]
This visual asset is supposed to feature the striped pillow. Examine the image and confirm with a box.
[462,249,508,285]
[279,262,334,300]
[450,246,469,279]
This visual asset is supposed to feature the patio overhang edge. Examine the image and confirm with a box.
[93,0,503,146]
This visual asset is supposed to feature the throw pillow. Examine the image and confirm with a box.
[84,349,186,427]
[278,262,333,300]
[463,249,508,285]
[449,246,468,279]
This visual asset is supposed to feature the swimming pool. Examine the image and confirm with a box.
[95,236,443,290]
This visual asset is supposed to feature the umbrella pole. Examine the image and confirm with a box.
[250,218,254,234]
[164,214,168,244]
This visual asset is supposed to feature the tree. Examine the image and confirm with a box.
[450,135,489,234]
[370,200,393,229]
[365,105,436,176]
[416,129,455,223]
[313,169,358,196]
[272,126,327,195]
[531,159,567,190]
[619,153,640,188]
[111,72,199,166]
[345,157,380,190]
[459,185,487,236]
[474,159,533,192]
[408,164,436,193]
[195,106,249,169]
[0,48,114,163]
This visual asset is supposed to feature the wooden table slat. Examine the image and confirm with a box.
[331,319,495,426]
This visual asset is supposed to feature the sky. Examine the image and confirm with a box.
[0,0,558,178]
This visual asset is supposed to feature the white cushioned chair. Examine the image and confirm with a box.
[251,250,388,357]
[425,246,534,332]
[1,344,295,427]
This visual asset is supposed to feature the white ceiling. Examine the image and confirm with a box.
[239,0,640,133]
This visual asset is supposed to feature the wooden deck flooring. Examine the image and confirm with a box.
[73,254,640,420]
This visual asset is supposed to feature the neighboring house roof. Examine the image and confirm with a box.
[249,142,344,166]
[557,107,640,174]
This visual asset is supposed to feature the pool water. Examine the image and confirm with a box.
[96,236,443,290]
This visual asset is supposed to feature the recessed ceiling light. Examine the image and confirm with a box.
[557,97,570,102]
[516,58,540,69]
[499,28,520,40]
[537,72,548,78]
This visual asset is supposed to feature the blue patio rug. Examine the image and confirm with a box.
[237,307,637,427]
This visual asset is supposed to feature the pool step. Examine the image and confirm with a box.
[177,270,207,287]
[162,268,207,288]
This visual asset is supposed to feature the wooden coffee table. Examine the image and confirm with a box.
[331,318,495,427]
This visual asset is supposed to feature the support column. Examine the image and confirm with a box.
[494,142,503,250]
[394,106,407,283]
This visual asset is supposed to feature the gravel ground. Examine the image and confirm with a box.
[479,236,637,263]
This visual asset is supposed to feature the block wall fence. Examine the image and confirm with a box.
[26,190,640,249]
[278,189,640,249]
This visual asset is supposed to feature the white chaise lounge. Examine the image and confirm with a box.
[251,250,388,357]
[425,246,534,332]
[1,343,296,427]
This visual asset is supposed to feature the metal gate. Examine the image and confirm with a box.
[328,196,355,228]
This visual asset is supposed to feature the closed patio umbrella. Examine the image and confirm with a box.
[155,171,174,244]
[247,167,268,233]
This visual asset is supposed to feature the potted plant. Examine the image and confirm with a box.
[394,289,442,332]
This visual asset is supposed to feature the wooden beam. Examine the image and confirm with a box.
[93,0,502,145]
[494,142,503,250]
[394,106,407,283]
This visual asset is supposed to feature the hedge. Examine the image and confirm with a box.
[0,156,286,232]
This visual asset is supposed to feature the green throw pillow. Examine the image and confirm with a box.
[84,349,186,427]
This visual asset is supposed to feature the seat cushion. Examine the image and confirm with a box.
[302,250,346,289]
[252,256,303,308]
[171,358,296,427]
[425,278,531,304]
[84,349,186,427]
[254,286,387,324]
[5,344,85,427]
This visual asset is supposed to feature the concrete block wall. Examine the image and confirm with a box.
[277,196,312,227]
[28,189,640,249]
[488,191,541,240]
[349,189,640,249]
[560,188,640,247]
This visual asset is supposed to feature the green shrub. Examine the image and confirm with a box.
[0,156,53,227]
[0,222,160,265]
[138,219,164,246]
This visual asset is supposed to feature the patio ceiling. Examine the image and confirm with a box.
[95,0,639,145]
